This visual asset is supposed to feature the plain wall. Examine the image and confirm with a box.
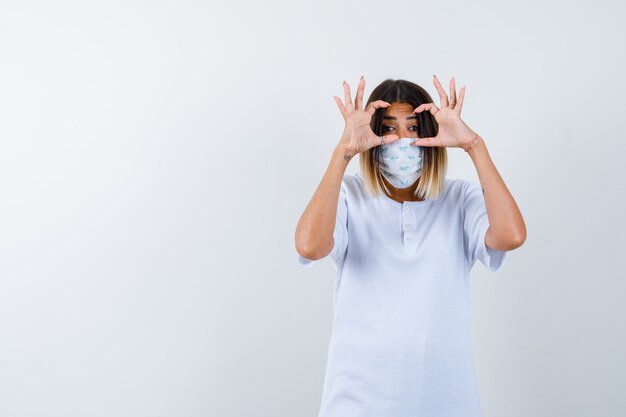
[0,0,624,416]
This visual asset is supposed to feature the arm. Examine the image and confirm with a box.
[295,75,399,260]
[294,145,351,260]
[411,74,526,252]
[467,134,527,251]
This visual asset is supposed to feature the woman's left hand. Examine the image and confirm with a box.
[411,75,478,150]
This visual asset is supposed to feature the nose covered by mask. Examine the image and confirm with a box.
[377,137,424,189]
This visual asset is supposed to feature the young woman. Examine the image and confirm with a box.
[294,75,526,417]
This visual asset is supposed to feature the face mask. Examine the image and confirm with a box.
[377,137,423,189]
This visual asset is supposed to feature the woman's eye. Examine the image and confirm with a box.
[382,125,418,132]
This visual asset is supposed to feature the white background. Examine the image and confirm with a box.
[0,1,624,416]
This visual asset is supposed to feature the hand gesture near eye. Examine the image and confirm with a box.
[334,76,400,158]
[411,75,479,151]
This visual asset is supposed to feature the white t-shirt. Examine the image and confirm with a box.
[296,171,508,417]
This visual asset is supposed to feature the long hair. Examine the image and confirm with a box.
[359,79,447,200]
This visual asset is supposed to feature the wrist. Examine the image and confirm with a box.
[465,134,485,155]
[461,132,480,152]
[333,145,356,162]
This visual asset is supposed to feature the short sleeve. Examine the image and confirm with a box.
[462,180,507,272]
[296,180,349,269]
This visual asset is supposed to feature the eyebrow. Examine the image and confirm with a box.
[382,115,418,121]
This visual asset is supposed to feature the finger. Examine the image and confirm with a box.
[456,86,465,115]
[449,77,457,109]
[413,103,440,116]
[365,100,391,116]
[333,95,349,120]
[411,136,441,147]
[433,74,449,108]
[343,80,354,112]
[384,134,401,143]
[355,75,365,110]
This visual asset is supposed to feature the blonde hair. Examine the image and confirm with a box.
[358,79,448,201]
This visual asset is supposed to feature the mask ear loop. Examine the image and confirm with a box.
[417,112,424,139]
[414,111,426,199]
[373,109,394,197]
[373,135,392,197]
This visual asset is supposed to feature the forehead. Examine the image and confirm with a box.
[383,102,415,116]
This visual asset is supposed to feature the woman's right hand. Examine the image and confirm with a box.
[333,76,400,156]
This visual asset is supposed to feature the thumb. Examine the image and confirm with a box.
[411,137,438,147]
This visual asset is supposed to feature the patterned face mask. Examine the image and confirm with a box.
[377,137,424,189]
